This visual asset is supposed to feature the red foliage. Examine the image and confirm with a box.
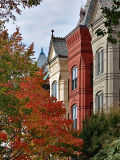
[0,132,7,141]
[4,69,83,159]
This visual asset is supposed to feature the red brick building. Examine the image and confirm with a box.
[65,25,93,130]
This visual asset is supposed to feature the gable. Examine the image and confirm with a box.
[49,45,56,61]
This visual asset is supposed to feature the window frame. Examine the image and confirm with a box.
[96,48,104,76]
[72,104,77,130]
[52,80,57,99]
[72,66,77,90]
[96,91,103,112]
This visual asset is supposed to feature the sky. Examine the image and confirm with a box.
[6,0,87,60]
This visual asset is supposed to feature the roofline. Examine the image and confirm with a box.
[52,37,65,41]
[65,25,87,39]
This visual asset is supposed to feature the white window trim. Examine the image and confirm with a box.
[96,48,104,77]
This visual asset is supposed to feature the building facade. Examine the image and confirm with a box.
[47,0,120,130]
[65,25,93,130]
[88,0,120,112]
[47,35,69,115]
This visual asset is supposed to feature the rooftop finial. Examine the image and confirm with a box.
[51,29,54,38]
[41,47,43,52]
[40,47,45,55]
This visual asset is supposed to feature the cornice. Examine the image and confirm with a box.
[48,55,68,65]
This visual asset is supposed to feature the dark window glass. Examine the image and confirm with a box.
[72,104,77,130]
[90,63,93,87]
[72,66,77,90]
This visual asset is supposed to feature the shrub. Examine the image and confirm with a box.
[79,107,120,159]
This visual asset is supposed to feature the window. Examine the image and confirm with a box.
[72,104,77,129]
[90,63,93,87]
[72,66,77,90]
[119,46,120,70]
[68,79,69,101]
[52,81,57,98]
[96,91,103,112]
[96,48,104,76]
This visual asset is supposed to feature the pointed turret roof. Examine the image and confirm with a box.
[40,48,45,55]
[77,0,96,26]
[37,48,47,68]
[65,0,96,38]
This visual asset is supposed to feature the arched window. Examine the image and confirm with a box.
[96,48,104,76]
[72,104,77,129]
[72,66,77,90]
[96,91,103,112]
[52,81,57,98]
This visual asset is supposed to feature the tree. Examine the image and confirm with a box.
[96,0,120,44]
[79,107,120,160]
[91,138,120,160]
[0,29,83,159]
[13,72,83,159]
[0,28,38,159]
[0,0,42,22]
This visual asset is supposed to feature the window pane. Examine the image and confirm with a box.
[52,81,57,98]
[72,66,77,90]
[72,80,74,90]
[72,105,77,129]
[101,49,104,73]
[72,68,75,79]
[96,92,103,112]
[96,49,104,76]
[98,52,100,75]
[75,67,77,78]
[75,78,77,88]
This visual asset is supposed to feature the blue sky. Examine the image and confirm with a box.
[6,0,87,60]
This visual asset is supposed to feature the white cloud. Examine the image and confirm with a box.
[6,0,87,60]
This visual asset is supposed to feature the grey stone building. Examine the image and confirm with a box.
[79,0,120,112]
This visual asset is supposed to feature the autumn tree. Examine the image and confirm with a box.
[0,27,83,160]
[10,71,83,160]
[0,0,42,22]
[0,28,38,159]
[0,1,84,159]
